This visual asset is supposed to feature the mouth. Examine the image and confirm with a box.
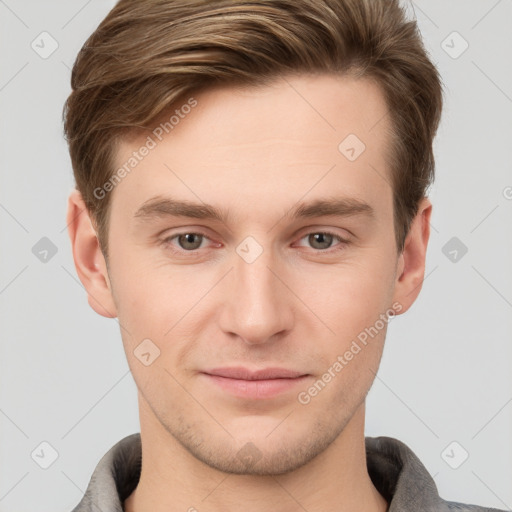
[200,367,311,399]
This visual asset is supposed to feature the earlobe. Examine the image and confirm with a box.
[392,198,432,314]
[66,189,117,318]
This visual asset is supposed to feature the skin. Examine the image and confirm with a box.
[67,73,431,512]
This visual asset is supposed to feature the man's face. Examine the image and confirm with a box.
[103,74,403,474]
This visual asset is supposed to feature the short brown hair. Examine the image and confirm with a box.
[63,0,443,259]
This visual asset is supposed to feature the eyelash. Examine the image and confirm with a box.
[160,230,350,256]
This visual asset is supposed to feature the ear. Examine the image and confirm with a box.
[392,197,432,314]
[66,188,117,318]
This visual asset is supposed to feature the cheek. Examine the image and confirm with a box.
[295,256,396,335]
[109,247,184,326]
[287,252,396,396]
[108,254,208,380]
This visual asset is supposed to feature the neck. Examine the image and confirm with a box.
[124,401,388,512]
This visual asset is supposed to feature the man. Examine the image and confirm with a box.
[64,0,505,510]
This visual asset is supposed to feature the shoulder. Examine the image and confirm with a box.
[365,436,507,512]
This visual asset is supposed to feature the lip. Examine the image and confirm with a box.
[201,367,310,399]
[204,367,306,380]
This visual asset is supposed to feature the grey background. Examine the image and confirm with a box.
[0,1,511,511]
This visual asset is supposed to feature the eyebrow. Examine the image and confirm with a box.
[133,195,374,225]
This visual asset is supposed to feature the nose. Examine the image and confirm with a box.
[217,240,294,346]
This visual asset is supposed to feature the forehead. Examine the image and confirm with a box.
[110,73,393,224]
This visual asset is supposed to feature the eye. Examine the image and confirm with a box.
[163,232,209,252]
[297,231,349,252]
[160,230,349,256]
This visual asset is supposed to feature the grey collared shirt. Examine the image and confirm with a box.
[71,433,506,511]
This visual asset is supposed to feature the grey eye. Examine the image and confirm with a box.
[307,233,335,250]
[177,233,204,250]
